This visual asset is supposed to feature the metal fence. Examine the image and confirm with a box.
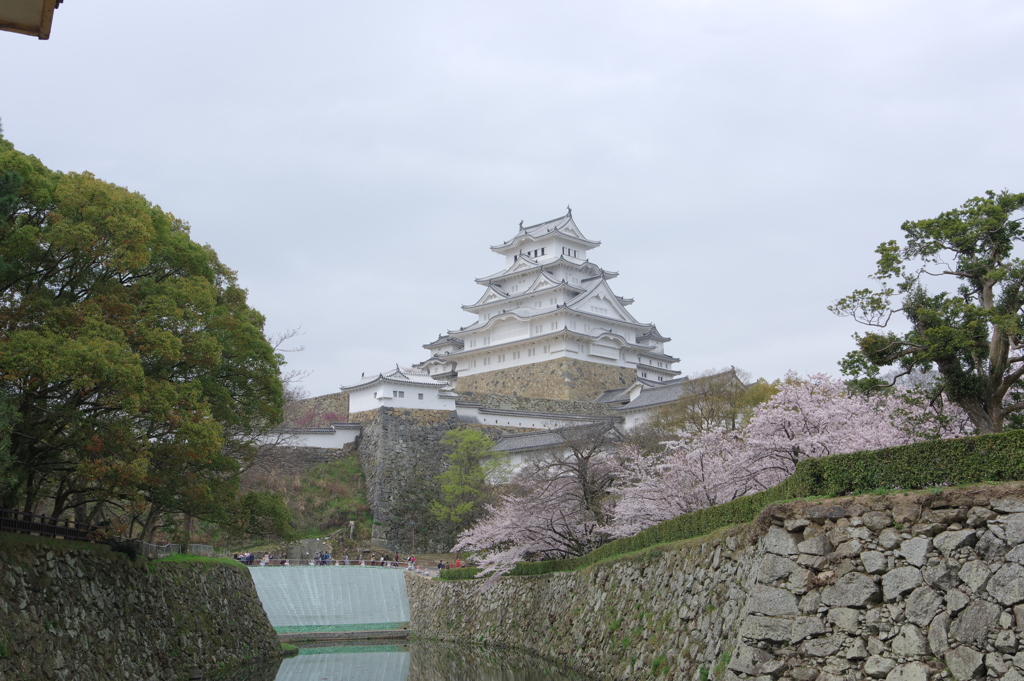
[0,508,102,542]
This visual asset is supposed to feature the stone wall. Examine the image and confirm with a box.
[285,391,350,426]
[407,483,1024,681]
[454,358,636,401]
[242,445,356,488]
[457,391,618,418]
[352,407,529,552]
[0,535,281,681]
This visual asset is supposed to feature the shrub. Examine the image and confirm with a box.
[437,566,481,581]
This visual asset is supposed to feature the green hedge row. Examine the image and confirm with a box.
[437,566,480,580]
[448,430,1024,580]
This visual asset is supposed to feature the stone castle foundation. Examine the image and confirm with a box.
[454,357,636,401]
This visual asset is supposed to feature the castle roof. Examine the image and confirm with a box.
[342,366,450,392]
[474,255,614,285]
[490,211,600,254]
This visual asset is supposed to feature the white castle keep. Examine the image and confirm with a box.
[416,209,680,386]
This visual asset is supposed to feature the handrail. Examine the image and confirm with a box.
[243,558,417,568]
[0,508,102,542]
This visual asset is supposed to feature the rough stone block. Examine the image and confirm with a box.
[996,629,1017,654]
[864,655,897,678]
[922,560,958,592]
[890,624,928,656]
[862,511,892,533]
[826,607,860,634]
[798,535,834,556]
[790,615,826,643]
[878,528,902,550]
[1005,544,1024,564]
[949,600,1001,646]
[744,585,800,616]
[910,522,945,536]
[933,529,977,557]
[904,586,943,627]
[821,572,881,608]
[966,506,997,528]
[763,526,800,556]
[798,590,821,615]
[727,644,773,675]
[892,504,922,526]
[785,517,811,532]
[897,537,930,567]
[883,662,931,681]
[957,560,991,594]
[844,637,868,660]
[807,505,847,523]
[993,498,1024,514]
[882,566,923,602]
[974,531,1008,560]
[987,563,1024,605]
[739,615,794,643]
[861,550,887,575]
[927,611,950,656]
[757,554,799,584]
[944,645,984,681]
[944,588,970,614]
[799,634,844,657]
[834,540,864,559]
[1002,513,1024,546]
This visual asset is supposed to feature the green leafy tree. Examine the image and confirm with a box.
[831,190,1024,434]
[0,135,285,535]
[429,429,506,542]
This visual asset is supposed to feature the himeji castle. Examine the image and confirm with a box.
[417,209,680,400]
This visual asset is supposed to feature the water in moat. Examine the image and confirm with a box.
[217,640,593,681]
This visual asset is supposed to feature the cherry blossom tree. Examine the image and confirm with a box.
[457,373,969,572]
[453,422,620,573]
[610,372,966,537]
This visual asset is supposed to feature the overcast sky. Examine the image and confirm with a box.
[2,1,1022,397]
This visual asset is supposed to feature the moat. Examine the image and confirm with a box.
[226,640,591,681]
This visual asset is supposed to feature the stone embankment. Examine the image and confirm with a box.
[0,536,280,681]
[406,483,1024,681]
[349,406,532,552]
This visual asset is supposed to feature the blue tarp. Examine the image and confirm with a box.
[248,566,410,627]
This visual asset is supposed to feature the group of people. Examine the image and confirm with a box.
[233,552,261,565]
[437,558,463,570]
[232,550,424,567]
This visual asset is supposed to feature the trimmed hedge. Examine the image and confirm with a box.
[437,566,480,580]
[450,430,1024,580]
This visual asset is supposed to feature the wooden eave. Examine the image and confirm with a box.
[0,0,58,40]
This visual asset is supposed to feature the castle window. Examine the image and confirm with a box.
[418,393,424,399]
[541,248,545,255]
[393,390,405,398]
